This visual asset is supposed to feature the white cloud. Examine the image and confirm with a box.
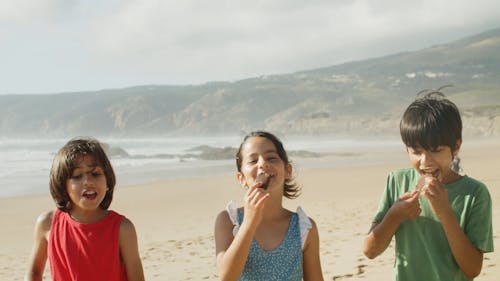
[1,0,500,93]
[0,0,78,22]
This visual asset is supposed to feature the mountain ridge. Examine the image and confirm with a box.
[1,27,499,137]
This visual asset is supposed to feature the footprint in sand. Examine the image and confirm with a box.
[357,264,367,275]
[332,273,353,280]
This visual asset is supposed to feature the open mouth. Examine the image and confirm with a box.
[82,191,98,200]
[421,168,440,178]
[255,172,272,190]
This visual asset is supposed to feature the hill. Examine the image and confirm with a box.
[1,28,500,137]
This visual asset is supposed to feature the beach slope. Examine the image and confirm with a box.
[1,139,499,280]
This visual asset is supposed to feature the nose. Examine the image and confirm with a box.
[257,156,269,169]
[420,151,433,165]
[82,173,94,186]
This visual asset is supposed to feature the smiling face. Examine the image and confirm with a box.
[237,136,292,193]
[407,141,461,184]
[66,155,108,213]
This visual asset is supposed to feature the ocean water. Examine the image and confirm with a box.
[0,136,401,198]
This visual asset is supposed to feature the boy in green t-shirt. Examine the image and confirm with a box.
[363,90,494,281]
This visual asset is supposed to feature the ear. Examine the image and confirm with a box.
[285,163,293,180]
[453,139,462,156]
[237,172,248,188]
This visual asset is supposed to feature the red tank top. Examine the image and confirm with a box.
[48,209,128,281]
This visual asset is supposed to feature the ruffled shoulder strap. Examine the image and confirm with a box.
[226,201,240,237]
[226,202,312,249]
[296,206,313,250]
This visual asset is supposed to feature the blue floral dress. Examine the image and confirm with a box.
[227,202,311,281]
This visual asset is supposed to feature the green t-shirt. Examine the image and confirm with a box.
[374,168,494,281]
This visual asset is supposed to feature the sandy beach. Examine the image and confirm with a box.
[1,138,499,280]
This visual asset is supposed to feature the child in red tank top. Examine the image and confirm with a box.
[25,137,145,281]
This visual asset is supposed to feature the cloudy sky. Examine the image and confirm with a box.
[1,0,500,94]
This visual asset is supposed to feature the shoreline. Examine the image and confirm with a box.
[1,136,496,200]
[0,140,404,200]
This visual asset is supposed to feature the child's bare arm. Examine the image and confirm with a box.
[302,219,324,281]
[25,211,52,281]
[363,220,398,259]
[119,218,145,281]
[215,184,269,281]
[439,209,483,278]
[364,191,420,259]
[422,179,484,278]
[215,211,257,281]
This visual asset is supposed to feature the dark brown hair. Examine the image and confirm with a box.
[400,91,462,153]
[49,137,116,212]
[236,131,301,199]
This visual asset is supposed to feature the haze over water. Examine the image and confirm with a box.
[0,136,402,198]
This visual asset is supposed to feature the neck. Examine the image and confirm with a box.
[69,208,108,224]
[442,171,462,184]
[261,199,288,222]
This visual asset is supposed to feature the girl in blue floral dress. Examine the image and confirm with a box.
[215,131,324,280]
